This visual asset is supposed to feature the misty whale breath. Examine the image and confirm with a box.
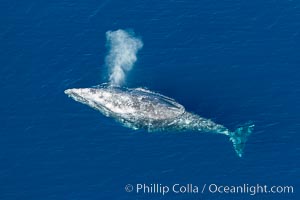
[65,29,254,157]
[65,85,254,157]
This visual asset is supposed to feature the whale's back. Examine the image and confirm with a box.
[127,88,185,120]
[92,86,185,121]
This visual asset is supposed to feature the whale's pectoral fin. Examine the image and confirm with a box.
[229,122,254,157]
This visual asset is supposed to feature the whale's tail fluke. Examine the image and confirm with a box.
[229,122,254,157]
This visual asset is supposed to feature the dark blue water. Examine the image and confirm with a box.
[1,0,299,199]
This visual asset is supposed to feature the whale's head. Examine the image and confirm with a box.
[64,87,112,107]
[64,87,136,116]
[65,88,99,104]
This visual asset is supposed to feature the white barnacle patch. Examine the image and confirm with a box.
[102,91,112,98]
[184,119,192,125]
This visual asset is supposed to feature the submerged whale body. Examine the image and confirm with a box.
[64,84,254,157]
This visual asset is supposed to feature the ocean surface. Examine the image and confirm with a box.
[1,0,299,199]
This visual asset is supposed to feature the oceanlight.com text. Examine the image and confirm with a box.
[207,183,294,195]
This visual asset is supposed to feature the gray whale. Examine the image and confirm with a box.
[65,84,254,157]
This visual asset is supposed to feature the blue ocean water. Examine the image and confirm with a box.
[0,0,299,199]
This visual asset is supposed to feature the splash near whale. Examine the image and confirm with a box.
[65,29,254,157]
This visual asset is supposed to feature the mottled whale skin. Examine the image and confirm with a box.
[65,84,254,157]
